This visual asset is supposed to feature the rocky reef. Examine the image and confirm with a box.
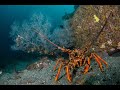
[70,5,120,55]
[1,5,120,85]
[62,5,79,20]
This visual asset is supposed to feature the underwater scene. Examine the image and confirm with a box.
[0,5,120,85]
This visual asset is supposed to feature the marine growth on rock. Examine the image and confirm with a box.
[70,5,120,55]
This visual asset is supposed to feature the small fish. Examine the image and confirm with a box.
[94,15,100,23]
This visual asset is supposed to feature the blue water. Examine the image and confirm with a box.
[0,5,74,67]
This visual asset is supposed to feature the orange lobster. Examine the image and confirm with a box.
[32,11,113,83]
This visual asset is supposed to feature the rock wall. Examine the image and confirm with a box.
[70,5,120,55]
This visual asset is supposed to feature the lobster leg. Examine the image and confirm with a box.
[73,61,77,68]
[80,58,83,66]
[55,64,63,81]
[92,53,103,72]
[81,54,86,66]
[73,58,80,67]
[93,53,108,68]
[83,57,90,74]
[54,59,63,71]
[65,66,72,83]
[75,60,80,67]
[83,58,86,66]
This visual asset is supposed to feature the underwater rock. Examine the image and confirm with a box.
[62,5,79,20]
[74,5,79,11]
[70,5,120,55]
[62,12,74,20]
[26,57,50,70]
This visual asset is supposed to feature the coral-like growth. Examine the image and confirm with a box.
[10,12,74,54]
[10,12,52,53]
[50,20,75,49]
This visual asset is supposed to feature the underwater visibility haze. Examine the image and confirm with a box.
[0,5,120,85]
[0,5,74,65]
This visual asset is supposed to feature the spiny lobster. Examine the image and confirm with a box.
[33,29,108,83]
[32,11,113,83]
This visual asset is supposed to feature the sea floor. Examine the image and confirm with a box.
[0,53,120,85]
